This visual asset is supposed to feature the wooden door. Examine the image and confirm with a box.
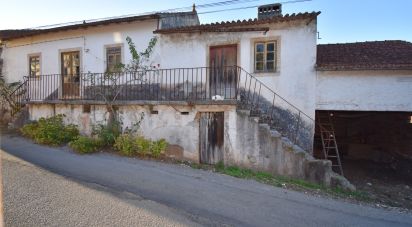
[199,112,224,164]
[61,51,80,99]
[209,45,237,99]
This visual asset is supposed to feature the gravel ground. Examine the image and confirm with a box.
[2,152,200,227]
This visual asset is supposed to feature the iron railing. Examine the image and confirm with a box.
[15,66,315,151]
[9,77,28,116]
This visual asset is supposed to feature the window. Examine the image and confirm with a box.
[29,55,41,77]
[254,41,276,72]
[106,46,122,72]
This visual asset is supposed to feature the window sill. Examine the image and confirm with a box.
[253,71,280,77]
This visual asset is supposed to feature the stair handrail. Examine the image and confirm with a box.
[9,76,28,115]
[237,66,314,122]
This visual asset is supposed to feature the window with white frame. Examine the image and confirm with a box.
[29,55,41,77]
[106,46,122,72]
[254,41,276,72]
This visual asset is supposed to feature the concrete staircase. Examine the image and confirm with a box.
[235,109,355,191]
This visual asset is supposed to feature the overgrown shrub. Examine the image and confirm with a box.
[113,134,136,156]
[151,139,167,158]
[20,114,79,145]
[113,134,168,158]
[135,136,151,156]
[21,122,38,139]
[69,136,102,154]
[92,122,121,147]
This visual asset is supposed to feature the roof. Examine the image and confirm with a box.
[154,12,320,34]
[0,12,194,41]
[317,40,412,71]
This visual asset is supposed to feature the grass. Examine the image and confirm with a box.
[186,161,371,202]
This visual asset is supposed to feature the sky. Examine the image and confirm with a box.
[0,0,411,44]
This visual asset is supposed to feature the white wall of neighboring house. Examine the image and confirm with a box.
[316,70,412,112]
[159,20,318,118]
[2,20,159,82]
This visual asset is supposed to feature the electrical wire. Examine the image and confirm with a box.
[31,0,312,29]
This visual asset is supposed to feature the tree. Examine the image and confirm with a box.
[84,36,158,131]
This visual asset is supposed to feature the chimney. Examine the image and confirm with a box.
[258,3,282,20]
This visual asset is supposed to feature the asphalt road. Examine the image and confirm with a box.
[2,134,412,227]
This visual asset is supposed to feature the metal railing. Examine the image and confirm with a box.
[236,67,314,151]
[9,78,28,116]
[14,66,315,151]
[25,67,239,102]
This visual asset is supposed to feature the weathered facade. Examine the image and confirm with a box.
[6,5,412,189]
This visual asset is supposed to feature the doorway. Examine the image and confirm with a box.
[61,51,80,99]
[199,112,224,164]
[209,45,238,99]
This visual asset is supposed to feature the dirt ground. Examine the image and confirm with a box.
[343,158,412,210]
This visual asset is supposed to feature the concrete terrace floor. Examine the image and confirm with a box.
[1,134,412,227]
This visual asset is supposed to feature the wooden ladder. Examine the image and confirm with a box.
[317,112,344,175]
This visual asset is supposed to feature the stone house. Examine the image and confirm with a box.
[1,4,411,187]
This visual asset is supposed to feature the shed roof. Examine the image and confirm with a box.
[317,40,412,71]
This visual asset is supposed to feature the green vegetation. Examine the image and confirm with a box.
[150,139,168,158]
[135,136,151,156]
[92,122,121,147]
[20,114,79,146]
[212,161,370,201]
[69,136,102,154]
[113,134,168,158]
[113,134,136,156]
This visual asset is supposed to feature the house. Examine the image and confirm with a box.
[315,41,412,176]
[4,3,410,188]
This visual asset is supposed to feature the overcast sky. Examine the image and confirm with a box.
[1,0,411,44]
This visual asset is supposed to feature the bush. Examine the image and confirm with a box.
[135,136,151,156]
[20,114,79,146]
[69,136,102,154]
[21,122,38,139]
[113,134,168,158]
[113,134,136,156]
[151,139,167,158]
[92,122,121,147]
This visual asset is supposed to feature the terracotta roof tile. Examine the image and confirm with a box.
[154,12,320,34]
[0,14,162,40]
[317,41,412,71]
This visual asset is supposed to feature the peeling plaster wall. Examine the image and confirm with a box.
[28,103,238,162]
[228,110,332,184]
[316,70,412,111]
[27,103,336,186]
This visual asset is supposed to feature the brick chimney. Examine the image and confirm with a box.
[258,3,282,20]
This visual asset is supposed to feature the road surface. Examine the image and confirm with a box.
[1,134,412,226]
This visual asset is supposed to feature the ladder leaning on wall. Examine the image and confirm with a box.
[317,112,344,176]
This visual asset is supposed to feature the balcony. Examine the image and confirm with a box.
[25,67,240,105]
[13,66,315,151]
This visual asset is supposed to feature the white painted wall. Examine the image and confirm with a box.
[158,20,318,118]
[2,20,159,82]
[3,18,318,118]
[316,70,412,111]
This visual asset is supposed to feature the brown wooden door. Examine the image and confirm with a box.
[209,45,237,99]
[61,51,80,99]
[199,112,224,164]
